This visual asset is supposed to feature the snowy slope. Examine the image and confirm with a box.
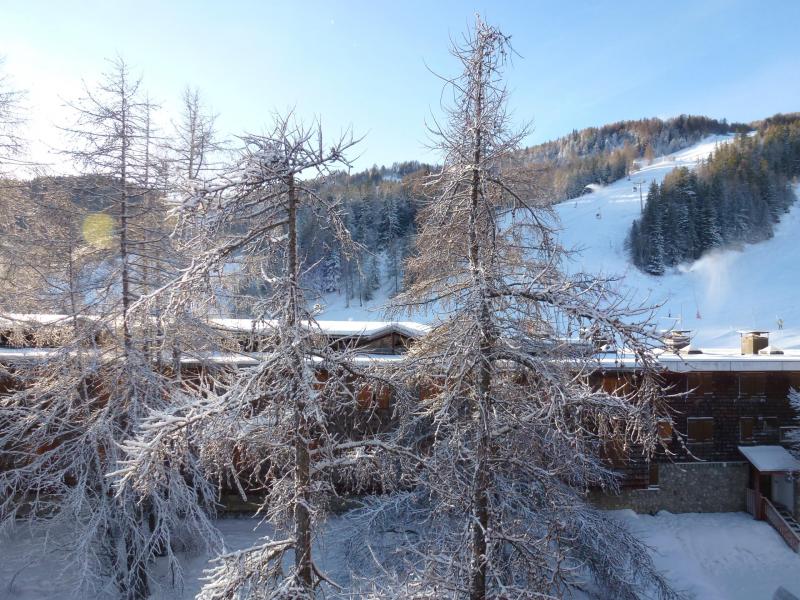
[319,135,800,349]
[555,135,800,349]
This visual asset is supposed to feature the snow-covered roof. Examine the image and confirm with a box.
[738,445,800,472]
[178,351,404,367]
[595,347,800,372]
[0,347,60,361]
[656,347,800,372]
[208,318,430,340]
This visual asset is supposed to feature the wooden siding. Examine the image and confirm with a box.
[594,370,800,488]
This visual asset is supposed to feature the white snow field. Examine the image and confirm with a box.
[320,135,800,349]
[2,511,800,599]
[612,510,800,600]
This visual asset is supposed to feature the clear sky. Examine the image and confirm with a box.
[1,0,798,171]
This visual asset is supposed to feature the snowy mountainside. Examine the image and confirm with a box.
[556,135,800,349]
[318,135,800,349]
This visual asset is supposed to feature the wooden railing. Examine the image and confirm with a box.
[763,498,800,553]
[746,488,763,519]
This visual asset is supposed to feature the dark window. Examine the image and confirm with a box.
[648,462,659,487]
[780,426,800,444]
[740,417,754,442]
[603,439,627,468]
[356,385,372,410]
[687,417,714,443]
[601,374,633,396]
[739,374,766,398]
[688,372,713,396]
[658,420,673,441]
[375,385,392,410]
[757,417,778,436]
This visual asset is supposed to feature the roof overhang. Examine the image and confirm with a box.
[738,445,800,473]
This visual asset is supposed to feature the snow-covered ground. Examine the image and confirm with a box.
[613,510,800,600]
[2,511,799,599]
[319,135,800,349]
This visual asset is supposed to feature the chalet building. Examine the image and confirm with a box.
[3,315,800,547]
[591,330,800,552]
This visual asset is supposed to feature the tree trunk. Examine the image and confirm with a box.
[468,38,491,600]
[119,94,132,354]
[288,174,314,590]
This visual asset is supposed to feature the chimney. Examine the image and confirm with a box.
[663,330,691,352]
[740,331,769,355]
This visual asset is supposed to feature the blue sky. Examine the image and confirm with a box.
[1,0,798,170]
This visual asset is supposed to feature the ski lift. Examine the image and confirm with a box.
[595,210,601,220]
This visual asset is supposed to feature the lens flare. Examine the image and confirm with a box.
[82,213,115,249]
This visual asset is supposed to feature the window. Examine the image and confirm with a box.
[603,439,627,468]
[657,420,673,441]
[687,417,714,443]
[356,385,372,410]
[757,417,778,437]
[739,374,766,398]
[780,426,800,444]
[740,417,754,442]
[687,372,713,396]
[648,462,659,488]
[601,373,633,396]
[375,385,392,410]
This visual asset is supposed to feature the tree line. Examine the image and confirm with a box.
[519,114,749,201]
[628,116,800,275]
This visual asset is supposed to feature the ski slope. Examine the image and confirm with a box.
[555,135,800,349]
[319,135,800,349]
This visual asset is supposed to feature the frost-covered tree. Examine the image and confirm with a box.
[0,57,24,172]
[0,58,216,600]
[117,113,402,599]
[169,86,222,190]
[355,17,680,600]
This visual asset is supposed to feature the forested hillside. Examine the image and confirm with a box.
[3,115,794,309]
[299,161,430,307]
[628,114,800,274]
[301,116,753,307]
[518,115,749,199]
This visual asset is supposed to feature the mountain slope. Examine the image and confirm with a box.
[319,135,800,349]
[555,134,800,348]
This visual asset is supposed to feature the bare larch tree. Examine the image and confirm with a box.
[0,58,218,600]
[353,17,682,600]
[0,57,24,173]
[117,113,403,599]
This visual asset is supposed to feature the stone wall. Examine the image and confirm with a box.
[591,461,749,514]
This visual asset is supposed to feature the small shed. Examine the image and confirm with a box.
[740,445,800,521]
